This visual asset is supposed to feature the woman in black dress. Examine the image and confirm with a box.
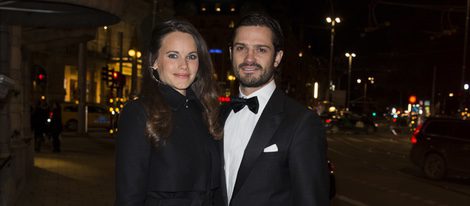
[115,19,222,206]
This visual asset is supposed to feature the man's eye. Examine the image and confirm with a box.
[168,53,178,59]
[257,48,267,53]
[187,54,198,60]
[234,46,245,51]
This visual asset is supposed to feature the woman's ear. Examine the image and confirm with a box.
[152,61,158,70]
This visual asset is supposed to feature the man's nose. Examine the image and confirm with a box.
[244,49,256,63]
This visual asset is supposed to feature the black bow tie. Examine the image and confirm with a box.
[230,96,259,114]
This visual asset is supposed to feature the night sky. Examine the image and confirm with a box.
[287,0,467,103]
[178,0,468,108]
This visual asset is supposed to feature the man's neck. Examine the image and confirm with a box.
[240,79,274,96]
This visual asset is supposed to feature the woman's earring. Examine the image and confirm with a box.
[150,67,162,84]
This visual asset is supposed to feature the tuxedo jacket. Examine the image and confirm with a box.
[217,89,330,206]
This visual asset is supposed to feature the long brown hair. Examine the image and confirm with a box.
[139,19,222,147]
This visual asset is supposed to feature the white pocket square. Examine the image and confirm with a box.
[263,144,278,153]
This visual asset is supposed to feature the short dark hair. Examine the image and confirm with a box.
[232,13,284,52]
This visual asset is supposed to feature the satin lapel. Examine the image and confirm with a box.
[231,89,284,198]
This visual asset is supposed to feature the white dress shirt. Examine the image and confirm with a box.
[224,80,276,201]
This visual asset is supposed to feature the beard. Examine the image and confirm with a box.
[234,62,275,88]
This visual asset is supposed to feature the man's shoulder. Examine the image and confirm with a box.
[272,91,321,121]
[275,91,311,113]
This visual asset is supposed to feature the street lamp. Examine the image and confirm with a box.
[128,49,141,97]
[357,76,374,112]
[326,16,341,101]
[345,52,356,110]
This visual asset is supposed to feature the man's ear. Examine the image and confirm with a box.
[274,50,284,68]
[229,46,233,61]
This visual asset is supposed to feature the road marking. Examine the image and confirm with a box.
[335,194,370,206]
[346,137,364,142]
[328,147,350,157]
[364,138,381,142]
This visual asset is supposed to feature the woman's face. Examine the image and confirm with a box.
[153,31,199,95]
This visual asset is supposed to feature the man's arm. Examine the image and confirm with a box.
[289,111,330,205]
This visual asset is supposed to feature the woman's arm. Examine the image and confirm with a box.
[115,101,151,205]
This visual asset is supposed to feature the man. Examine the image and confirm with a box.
[218,13,330,206]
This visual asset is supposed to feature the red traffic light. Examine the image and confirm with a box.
[38,74,45,80]
[113,71,119,79]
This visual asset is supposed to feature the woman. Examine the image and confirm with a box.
[115,19,222,206]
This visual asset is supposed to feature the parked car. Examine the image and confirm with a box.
[319,113,341,133]
[409,118,470,180]
[323,112,377,134]
[61,103,111,131]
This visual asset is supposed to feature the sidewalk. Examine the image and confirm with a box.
[16,132,115,206]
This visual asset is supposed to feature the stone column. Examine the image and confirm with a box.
[0,25,34,206]
[47,55,66,103]
[78,43,87,134]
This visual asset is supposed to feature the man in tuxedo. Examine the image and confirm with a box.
[219,13,330,206]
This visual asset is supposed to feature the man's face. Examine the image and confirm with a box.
[230,26,283,91]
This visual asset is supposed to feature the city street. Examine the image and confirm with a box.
[15,132,116,206]
[329,130,470,206]
[14,129,470,206]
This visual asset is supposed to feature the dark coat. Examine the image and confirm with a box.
[115,85,220,206]
[216,89,330,206]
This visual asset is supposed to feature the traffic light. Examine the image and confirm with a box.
[34,65,47,88]
[112,71,125,88]
[101,66,109,81]
[101,66,114,86]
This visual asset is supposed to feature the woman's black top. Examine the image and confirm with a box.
[115,84,220,206]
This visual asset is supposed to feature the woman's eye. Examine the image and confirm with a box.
[168,53,178,59]
[187,54,198,60]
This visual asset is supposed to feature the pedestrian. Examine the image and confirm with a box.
[49,101,63,152]
[216,13,330,206]
[31,100,48,152]
[115,19,222,205]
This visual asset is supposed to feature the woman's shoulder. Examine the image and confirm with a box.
[121,99,147,118]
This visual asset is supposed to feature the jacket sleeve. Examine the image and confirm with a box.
[115,101,151,205]
[289,112,330,206]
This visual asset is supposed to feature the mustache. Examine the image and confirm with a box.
[239,62,262,69]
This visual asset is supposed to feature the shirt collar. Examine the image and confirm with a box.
[159,84,198,111]
[239,80,276,112]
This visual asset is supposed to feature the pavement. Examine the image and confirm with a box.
[13,126,411,206]
[16,132,116,206]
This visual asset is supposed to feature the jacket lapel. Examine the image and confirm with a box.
[231,89,284,199]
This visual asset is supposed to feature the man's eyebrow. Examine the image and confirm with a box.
[233,42,271,48]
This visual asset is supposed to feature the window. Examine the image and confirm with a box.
[424,120,455,137]
[88,105,107,113]
[454,121,470,140]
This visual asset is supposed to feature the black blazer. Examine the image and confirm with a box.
[216,89,330,206]
[115,86,220,206]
